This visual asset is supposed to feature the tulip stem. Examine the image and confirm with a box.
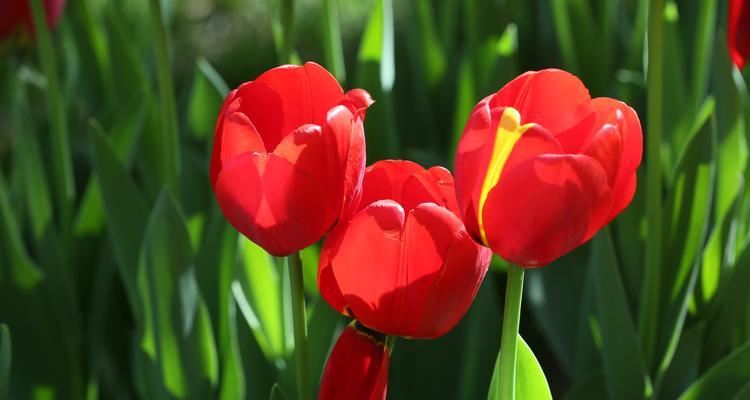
[288,251,310,400]
[496,264,525,400]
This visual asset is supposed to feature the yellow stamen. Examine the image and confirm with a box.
[477,107,535,246]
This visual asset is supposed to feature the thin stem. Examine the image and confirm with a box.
[29,0,75,237]
[148,0,181,200]
[497,264,525,400]
[639,0,664,370]
[288,252,310,400]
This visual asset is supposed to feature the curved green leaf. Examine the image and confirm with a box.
[592,229,649,400]
[487,334,551,400]
[679,341,750,400]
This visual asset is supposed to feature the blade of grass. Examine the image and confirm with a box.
[639,0,665,370]
[322,0,346,82]
[147,0,181,200]
[29,0,75,236]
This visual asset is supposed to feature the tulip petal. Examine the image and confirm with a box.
[483,154,613,267]
[396,204,490,338]
[326,200,406,330]
[359,160,425,213]
[319,324,390,400]
[730,0,750,69]
[490,69,594,138]
[589,98,643,218]
[235,62,345,151]
[214,151,330,256]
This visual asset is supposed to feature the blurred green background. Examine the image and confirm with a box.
[1,0,750,398]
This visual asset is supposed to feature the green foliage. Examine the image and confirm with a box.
[1,0,749,398]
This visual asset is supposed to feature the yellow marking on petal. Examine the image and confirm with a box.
[477,107,536,246]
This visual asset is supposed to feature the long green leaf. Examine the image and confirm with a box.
[90,122,148,317]
[29,0,75,234]
[137,192,218,398]
[679,341,750,399]
[233,238,288,360]
[0,324,11,397]
[0,173,44,290]
[355,0,398,160]
[656,99,716,374]
[592,229,649,400]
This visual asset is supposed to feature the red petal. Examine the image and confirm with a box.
[482,154,613,267]
[584,124,623,186]
[453,100,498,240]
[235,62,345,152]
[395,204,490,338]
[327,200,405,330]
[319,324,389,400]
[589,97,643,218]
[213,151,331,256]
[730,0,750,69]
[359,160,425,213]
[490,69,594,139]
[320,106,367,222]
[454,110,562,242]
[343,88,375,119]
[210,89,238,186]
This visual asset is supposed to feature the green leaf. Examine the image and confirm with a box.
[679,341,750,399]
[137,191,218,398]
[306,297,343,395]
[0,173,45,289]
[233,238,288,360]
[268,383,288,400]
[90,122,148,318]
[187,58,227,139]
[355,0,398,160]
[656,99,716,372]
[591,229,649,400]
[409,0,446,88]
[704,242,750,364]
[10,80,52,240]
[656,323,704,400]
[0,324,11,397]
[527,246,599,381]
[563,374,607,400]
[322,0,346,82]
[701,34,748,303]
[487,334,552,400]
[219,299,245,400]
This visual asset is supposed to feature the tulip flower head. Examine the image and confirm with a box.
[454,69,642,267]
[0,0,66,39]
[318,160,492,399]
[729,0,750,69]
[210,62,373,256]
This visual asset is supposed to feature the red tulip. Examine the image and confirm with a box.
[318,323,390,400]
[729,0,750,68]
[454,69,642,267]
[0,0,66,39]
[210,62,373,256]
[318,160,491,399]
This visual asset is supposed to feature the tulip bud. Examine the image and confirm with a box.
[319,323,390,400]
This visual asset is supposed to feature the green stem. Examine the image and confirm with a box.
[148,0,181,200]
[29,0,75,237]
[497,264,525,400]
[288,252,310,400]
[639,0,664,370]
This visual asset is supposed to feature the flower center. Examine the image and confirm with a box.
[477,107,536,246]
